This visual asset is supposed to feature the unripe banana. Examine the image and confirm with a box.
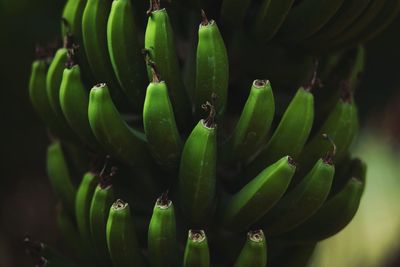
[61,0,93,84]
[278,0,345,42]
[106,199,144,267]
[59,65,99,150]
[107,0,147,110]
[178,116,217,225]
[221,80,275,164]
[88,83,152,167]
[148,193,178,267]
[282,175,364,242]
[90,183,115,265]
[183,230,210,267]
[233,230,267,267]
[143,70,182,172]
[245,88,314,180]
[220,156,296,232]
[299,96,358,176]
[145,1,190,126]
[252,0,295,42]
[195,11,229,119]
[46,141,76,214]
[261,157,335,235]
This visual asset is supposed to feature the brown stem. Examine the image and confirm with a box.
[305,59,321,91]
[200,9,209,26]
[147,0,160,16]
[322,133,336,165]
[202,93,217,128]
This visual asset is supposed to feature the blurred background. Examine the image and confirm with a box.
[0,0,399,266]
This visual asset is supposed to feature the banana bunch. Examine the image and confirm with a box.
[27,0,393,266]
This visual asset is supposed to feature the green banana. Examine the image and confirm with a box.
[178,113,217,225]
[303,0,371,48]
[220,156,296,232]
[252,0,295,42]
[298,95,359,176]
[221,80,275,164]
[88,83,152,167]
[90,182,115,265]
[233,230,267,267]
[106,199,144,267]
[148,193,178,267]
[82,0,120,93]
[245,87,314,179]
[278,0,345,42]
[220,0,252,29]
[46,141,76,213]
[282,175,364,242]
[75,171,99,244]
[145,1,190,126]
[261,157,335,235]
[59,64,99,150]
[107,0,147,110]
[61,0,93,84]
[194,10,229,119]
[183,230,210,267]
[143,68,182,172]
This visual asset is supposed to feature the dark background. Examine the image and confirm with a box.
[1,0,400,266]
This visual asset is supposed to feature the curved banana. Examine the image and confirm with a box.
[46,141,76,213]
[220,156,296,232]
[194,10,229,119]
[281,175,364,242]
[252,0,295,42]
[145,1,190,126]
[178,113,217,225]
[88,83,152,167]
[278,0,345,42]
[245,87,314,179]
[261,157,335,236]
[183,230,210,267]
[143,69,182,172]
[148,193,178,267]
[298,95,358,176]
[233,230,267,267]
[90,183,115,265]
[107,0,147,110]
[106,199,144,267]
[221,80,275,164]
[59,65,99,150]
[61,0,93,84]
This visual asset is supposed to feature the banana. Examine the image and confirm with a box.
[233,230,267,267]
[61,0,93,84]
[90,181,115,266]
[220,0,252,29]
[251,0,295,42]
[59,64,100,150]
[88,83,152,167]
[298,95,359,176]
[148,193,178,267]
[183,230,210,267]
[143,66,182,172]
[303,0,371,48]
[106,199,144,267]
[107,0,147,110]
[261,157,335,236]
[145,1,191,126]
[221,80,275,164]
[194,10,229,119]
[75,171,99,244]
[278,0,345,42]
[220,156,296,232]
[82,0,121,97]
[245,87,314,180]
[46,141,76,214]
[281,175,364,242]
[178,106,217,225]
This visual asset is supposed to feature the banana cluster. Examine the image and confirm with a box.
[27,0,393,266]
